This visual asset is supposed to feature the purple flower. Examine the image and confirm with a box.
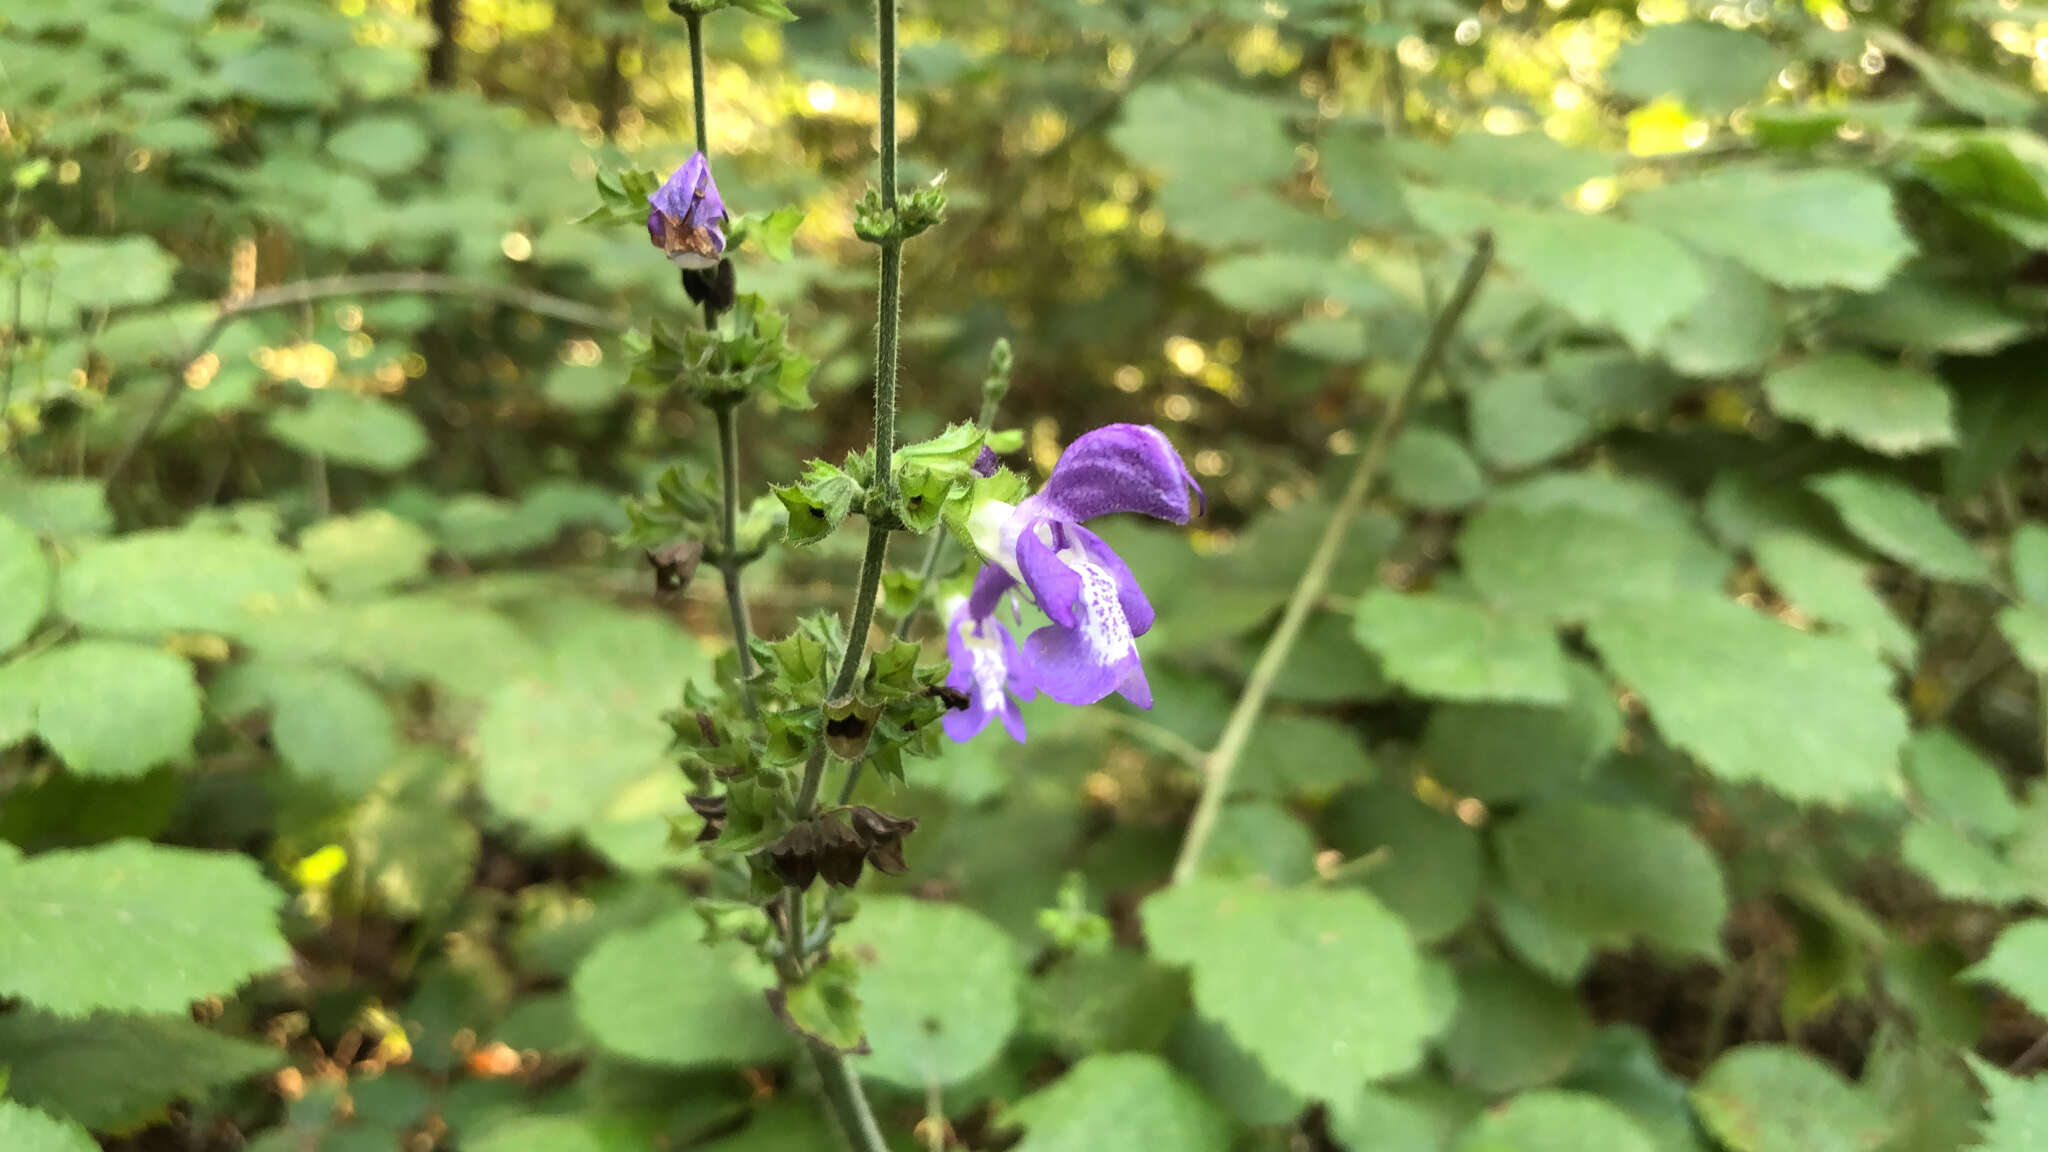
[647,152,727,270]
[942,597,1032,742]
[963,423,1202,720]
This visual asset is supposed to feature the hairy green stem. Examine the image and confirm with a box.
[1170,232,1494,885]
[685,12,709,155]
[794,524,890,814]
[835,754,867,806]
[877,3,898,206]
[795,0,903,815]
[812,1046,890,1152]
[874,240,903,498]
[715,404,760,716]
[830,530,893,702]
[780,11,904,1150]
[784,890,807,971]
[872,0,901,496]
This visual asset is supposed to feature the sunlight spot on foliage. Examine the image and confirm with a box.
[1229,25,1297,76]
[1083,200,1131,234]
[1024,109,1067,153]
[805,81,837,113]
[1108,42,1135,79]
[1397,36,1439,70]
[1198,364,1239,398]
[1626,98,1698,155]
[292,845,349,890]
[258,342,339,390]
[1483,108,1531,134]
[184,353,220,391]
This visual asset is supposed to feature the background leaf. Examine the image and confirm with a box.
[1626,167,1913,291]
[1763,355,1955,455]
[23,642,201,779]
[1354,590,1568,704]
[1143,879,1436,1102]
[1690,1046,1890,1152]
[1809,472,1991,585]
[837,895,1024,1090]
[1495,802,1728,958]
[0,514,50,653]
[0,841,288,1016]
[570,910,789,1069]
[0,1011,282,1131]
[1007,1053,1231,1152]
[1586,595,1908,804]
[1607,23,1783,113]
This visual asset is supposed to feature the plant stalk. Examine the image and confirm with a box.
[715,403,759,717]
[871,0,901,499]
[1169,231,1494,885]
[793,0,904,817]
[685,11,709,155]
[794,523,890,813]
[812,1046,890,1152]
[779,11,905,1150]
[874,242,902,501]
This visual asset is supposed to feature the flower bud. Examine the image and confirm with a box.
[645,539,704,595]
[647,152,728,270]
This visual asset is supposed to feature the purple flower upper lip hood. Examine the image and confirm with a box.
[955,423,1203,739]
[647,152,728,270]
[1024,422,1204,527]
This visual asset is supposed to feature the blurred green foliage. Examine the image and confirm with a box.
[5,0,2048,1148]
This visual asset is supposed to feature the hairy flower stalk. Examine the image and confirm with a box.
[779,2,908,1148]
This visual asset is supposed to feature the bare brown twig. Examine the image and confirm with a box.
[100,272,624,488]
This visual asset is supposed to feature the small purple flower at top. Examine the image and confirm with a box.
[942,596,1032,742]
[964,423,1202,722]
[647,152,727,270]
